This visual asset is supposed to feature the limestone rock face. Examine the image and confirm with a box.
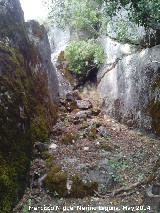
[0,0,59,211]
[98,37,160,135]
[26,20,59,103]
[0,0,29,52]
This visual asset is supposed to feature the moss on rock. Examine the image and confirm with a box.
[0,41,58,212]
[44,167,98,198]
[88,127,97,140]
[57,51,75,86]
[41,151,55,168]
[70,175,98,198]
[44,165,68,197]
[149,78,160,135]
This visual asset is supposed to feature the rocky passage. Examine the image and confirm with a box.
[14,87,160,213]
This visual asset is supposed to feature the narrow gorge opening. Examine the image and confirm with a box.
[0,0,160,213]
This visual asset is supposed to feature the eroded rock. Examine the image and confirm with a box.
[98,38,160,135]
[98,126,111,138]
[76,100,92,110]
[34,142,49,153]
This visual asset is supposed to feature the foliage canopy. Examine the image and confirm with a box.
[45,0,160,32]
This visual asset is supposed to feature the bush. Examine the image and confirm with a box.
[64,40,105,80]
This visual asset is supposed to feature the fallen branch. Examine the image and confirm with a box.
[112,182,142,196]
[94,157,160,198]
[97,58,121,84]
[93,190,111,198]
[94,182,142,198]
[116,190,136,198]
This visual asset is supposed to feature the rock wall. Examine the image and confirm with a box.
[49,27,73,99]
[0,0,59,212]
[97,36,160,135]
[26,20,59,103]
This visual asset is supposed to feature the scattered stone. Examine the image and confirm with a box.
[95,141,100,146]
[66,92,75,102]
[65,100,77,112]
[92,108,101,116]
[52,121,66,136]
[49,143,58,150]
[83,147,89,151]
[34,142,48,153]
[74,110,92,120]
[145,184,160,211]
[59,98,66,106]
[61,132,78,145]
[72,90,81,100]
[126,119,134,127]
[66,179,73,194]
[98,126,111,138]
[76,100,92,110]
[77,160,115,195]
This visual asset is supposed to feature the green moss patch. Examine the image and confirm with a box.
[0,41,58,212]
[44,166,98,198]
[70,175,98,198]
[44,165,68,197]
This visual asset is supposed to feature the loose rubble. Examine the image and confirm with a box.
[14,88,160,213]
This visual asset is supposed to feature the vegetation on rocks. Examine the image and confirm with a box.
[44,165,68,197]
[44,165,98,198]
[13,86,160,212]
[70,175,98,198]
[47,0,160,33]
[0,40,58,212]
[1,0,160,212]
[64,40,105,80]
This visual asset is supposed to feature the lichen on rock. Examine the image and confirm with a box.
[0,1,59,212]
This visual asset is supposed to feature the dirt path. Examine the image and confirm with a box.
[14,87,160,213]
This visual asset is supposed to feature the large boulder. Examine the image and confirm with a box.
[26,20,59,103]
[0,1,59,212]
[98,37,160,135]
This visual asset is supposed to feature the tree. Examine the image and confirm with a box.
[45,0,160,31]
[103,0,160,28]
[64,40,105,80]
[45,0,102,36]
